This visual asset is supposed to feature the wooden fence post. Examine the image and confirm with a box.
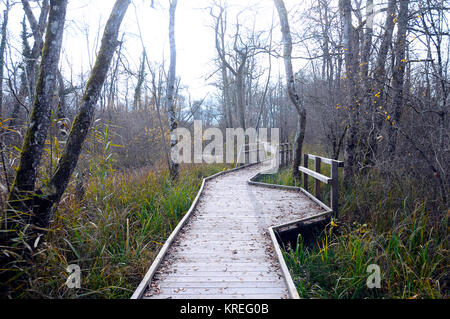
[315,157,322,201]
[331,160,339,218]
[287,144,291,164]
[303,154,309,191]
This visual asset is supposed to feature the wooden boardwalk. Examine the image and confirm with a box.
[132,163,325,299]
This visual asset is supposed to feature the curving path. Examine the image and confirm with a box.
[135,164,324,299]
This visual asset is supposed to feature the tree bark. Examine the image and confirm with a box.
[387,0,410,156]
[33,0,131,230]
[367,0,396,162]
[6,0,68,220]
[274,0,307,180]
[0,0,10,118]
[21,0,50,101]
[167,0,179,180]
[341,0,358,183]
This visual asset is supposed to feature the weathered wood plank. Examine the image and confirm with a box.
[299,166,332,184]
[307,154,344,167]
[159,281,285,288]
[135,162,325,300]
[146,294,287,300]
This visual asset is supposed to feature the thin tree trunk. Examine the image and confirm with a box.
[6,0,68,219]
[21,0,50,101]
[0,0,9,118]
[341,0,358,183]
[167,0,179,180]
[274,0,307,180]
[387,0,410,156]
[33,0,131,230]
[368,0,396,162]
[1,2,68,293]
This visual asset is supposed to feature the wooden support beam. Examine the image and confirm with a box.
[315,157,322,201]
[307,154,344,167]
[331,160,339,218]
[303,154,309,191]
[299,166,331,184]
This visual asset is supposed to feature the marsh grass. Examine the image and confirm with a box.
[262,166,448,299]
[19,162,228,299]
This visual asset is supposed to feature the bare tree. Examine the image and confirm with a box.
[341,0,359,182]
[387,0,410,156]
[3,0,131,253]
[167,0,179,180]
[0,0,10,118]
[274,0,307,180]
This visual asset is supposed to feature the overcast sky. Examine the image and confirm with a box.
[5,0,309,100]
[3,0,440,103]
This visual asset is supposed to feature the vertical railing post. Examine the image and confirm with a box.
[278,145,282,167]
[331,160,339,218]
[246,144,250,165]
[284,144,288,166]
[288,144,292,165]
[303,154,309,191]
[315,157,322,201]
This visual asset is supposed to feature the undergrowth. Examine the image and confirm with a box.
[262,167,448,299]
[18,161,228,299]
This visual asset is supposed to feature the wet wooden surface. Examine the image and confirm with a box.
[143,164,322,299]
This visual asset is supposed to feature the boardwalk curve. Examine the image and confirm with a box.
[132,163,326,299]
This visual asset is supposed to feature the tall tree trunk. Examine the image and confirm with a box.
[236,70,246,130]
[341,0,358,183]
[21,0,50,101]
[387,0,410,157]
[167,0,179,180]
[1,0,68,296]
[274,0,307,180]
[0,0,9,119]
[6,0,68,220]
[33,0,131,229]
[214,8,233,128]
[368,0,396,162]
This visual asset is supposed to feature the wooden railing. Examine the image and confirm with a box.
[236,143,269,168]
[299,154,344,217]
[279,143,293,167]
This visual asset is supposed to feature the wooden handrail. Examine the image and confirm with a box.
[299,166,331,184]
[278,143,293,167]
[300,154,343,217]
[307,154,344,167]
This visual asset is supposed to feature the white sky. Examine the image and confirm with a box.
[5,0,434,102]
[5,0,307,100]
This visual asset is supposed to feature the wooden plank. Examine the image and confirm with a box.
[303,154,309,191]
[271,211,332,232]
[315,157,322,200]
[299,166,332,184]
[152,287,287,295]
[135,161,328,300]
[131,163,259,299]
[158,274,284,280]
[169,252,270,259]
[158,276,284,282]
[331,160,339,217]
[268,227,300,299]
[307,154,344,167]
[146,294,286,300]
[159,281,284,288]
[166,265,276,272]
